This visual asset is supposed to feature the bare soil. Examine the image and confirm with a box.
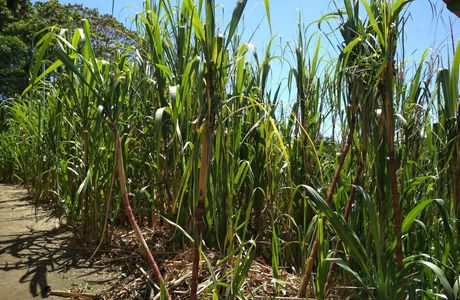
[0,184,116,300]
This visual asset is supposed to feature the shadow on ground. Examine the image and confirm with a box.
[0,185,113,299]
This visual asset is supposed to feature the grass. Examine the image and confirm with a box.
[0,0,459,298]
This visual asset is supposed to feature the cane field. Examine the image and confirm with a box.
[0,0,459,299]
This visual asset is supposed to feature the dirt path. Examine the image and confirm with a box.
[0,184,115,300]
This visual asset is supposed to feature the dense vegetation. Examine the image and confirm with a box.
[0,0,459,298]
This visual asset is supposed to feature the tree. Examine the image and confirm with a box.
[33,0,137,59]
[0,0,136,99]
[0,0,38,100]
[0,35,29,98]
[443,0,460,17]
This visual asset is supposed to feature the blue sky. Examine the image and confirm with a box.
[54,0,458,60]
[53,0,459,90]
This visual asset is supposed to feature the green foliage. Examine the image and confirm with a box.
[0,34,29,97]
[0,0,37,99]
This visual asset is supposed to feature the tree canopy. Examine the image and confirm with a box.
[0,0,136,99]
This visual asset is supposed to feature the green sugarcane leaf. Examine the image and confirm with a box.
[453,275,460,298]
[185,0,205,42]
[264,0,272,34]
[155,64,173,78]
[161,216,194,243]
[75,167,92,202]
[402,199,435,234]
[305,185,370,274]
[419,260,455,300]
[23,59,64,95]
[325,258,368,292]
[360,0,384,45]
[226,0,247,49]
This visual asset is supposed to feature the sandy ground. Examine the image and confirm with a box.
[0,184,115,300]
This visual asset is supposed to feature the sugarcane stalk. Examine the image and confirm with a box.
[297,111,356,298]
[191,67,215,299]
[113,127,170,300]
[324,150,366,294]
[382,56,404,271]
[190,124,211,300]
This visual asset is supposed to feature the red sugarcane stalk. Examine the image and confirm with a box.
[324,151,365,294]
[113,127,170,300]
[382,57,404,271]
[191,66,215,299]
[455,143,460,222]
[297,112,356,298]
[452,114,460,222]
[190,124,211,300]
[388,148,403,270]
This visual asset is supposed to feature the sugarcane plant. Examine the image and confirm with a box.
[184,0,249,298]
[27,20,171,298]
